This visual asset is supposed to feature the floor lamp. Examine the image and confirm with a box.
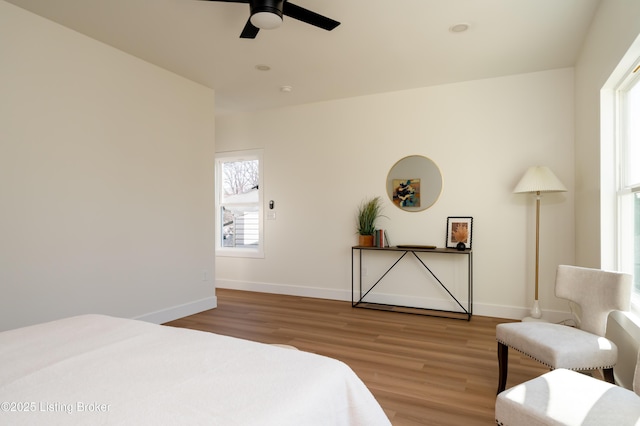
[514,166,567,319]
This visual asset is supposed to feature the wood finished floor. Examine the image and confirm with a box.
[164,289,549,426]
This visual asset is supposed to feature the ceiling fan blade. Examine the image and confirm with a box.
[283,2,340,31]
[240,18,260,38]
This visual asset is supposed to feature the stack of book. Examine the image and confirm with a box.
[375,229,389,247]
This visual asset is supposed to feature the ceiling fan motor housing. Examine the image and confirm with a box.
[250,0,284,19]
[249,0,284,29]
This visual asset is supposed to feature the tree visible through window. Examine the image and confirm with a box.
[221,160,259,248]
[216,150,263,257]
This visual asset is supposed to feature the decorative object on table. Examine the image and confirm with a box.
[374,229,388,247]
[396,245,436,249]
[392,179,420,208]
[356,196,385,247]
[513,165,567,319]
[446,217,473,250]
[386,155,442,212]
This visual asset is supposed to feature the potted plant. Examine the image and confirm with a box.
[356,196,385,247]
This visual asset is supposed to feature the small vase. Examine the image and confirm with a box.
[359,235,374,247]
[456,242,466,251]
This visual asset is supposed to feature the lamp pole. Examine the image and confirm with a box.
[532,191,541,318]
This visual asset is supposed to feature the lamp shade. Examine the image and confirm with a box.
[513,166,567,194]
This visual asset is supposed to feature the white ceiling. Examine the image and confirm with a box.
[6,0,600,114]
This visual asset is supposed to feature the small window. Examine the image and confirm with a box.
[215,150,264,258]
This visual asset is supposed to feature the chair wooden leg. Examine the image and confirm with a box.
[603,367,615,384]
[497,342,509,394]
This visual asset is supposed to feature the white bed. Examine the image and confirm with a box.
[0,314,390,425]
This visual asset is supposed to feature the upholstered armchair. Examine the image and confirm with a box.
[496,265,632,394]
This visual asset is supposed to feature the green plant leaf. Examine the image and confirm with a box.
[356,196,385,235]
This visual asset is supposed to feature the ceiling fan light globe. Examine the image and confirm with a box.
[250,12,283,30]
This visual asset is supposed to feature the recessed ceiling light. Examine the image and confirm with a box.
[449,23,470,33]
[255,64,271,71]
[280,85,293,93]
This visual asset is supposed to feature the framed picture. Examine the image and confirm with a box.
[446,217,473,249]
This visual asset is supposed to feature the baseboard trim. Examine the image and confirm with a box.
[216,279,349,302]
[215,279,571,321]
[134,296,217,325]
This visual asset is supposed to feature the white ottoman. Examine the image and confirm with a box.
[496,369,640,425]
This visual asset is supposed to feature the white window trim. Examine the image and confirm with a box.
[602,34,640,315]
[619,69,640,314]
[215,149,264,258]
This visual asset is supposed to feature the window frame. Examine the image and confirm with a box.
[215,149,264,258]
[614,62,640,312]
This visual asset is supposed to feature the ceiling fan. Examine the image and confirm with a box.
[200,0,340,39]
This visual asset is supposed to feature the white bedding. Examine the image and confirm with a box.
[0,314,390,425]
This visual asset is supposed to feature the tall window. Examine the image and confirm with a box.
[215,150,264,258]
[616,64,640,309]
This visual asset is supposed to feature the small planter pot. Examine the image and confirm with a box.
[358,235,374,247]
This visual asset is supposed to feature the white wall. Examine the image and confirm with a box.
[0,1,217,331]
[574,0,640,388]
[216,68,576,320]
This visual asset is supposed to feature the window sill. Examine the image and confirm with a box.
[216,248,264,259]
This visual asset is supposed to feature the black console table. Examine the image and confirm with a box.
[351,246,473,320]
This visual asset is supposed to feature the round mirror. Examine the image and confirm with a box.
[386,155,443,212]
